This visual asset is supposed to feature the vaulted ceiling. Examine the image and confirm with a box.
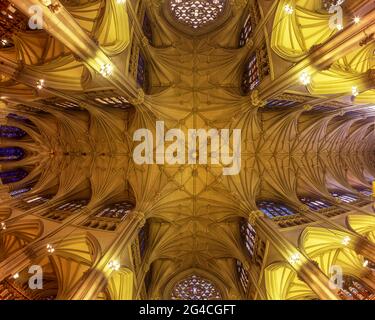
[0,0,374,300]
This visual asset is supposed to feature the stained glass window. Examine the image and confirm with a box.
[0,168,28,184]
[137,51,148,91]
[56,199,89,213]
[0,126,26,139]
[241,53,259,94]
[169,0,227,29]
[0,147,25,162]
[95,201,134,220]
[171,274,222,300]
[239,14,252,47]
[300,197,331,211]
[142,11,153,44]
[331,192,358,204]
[236,260,249,293]
[241,218,256,257]
[257,201,296,219]
[338,275,375,300]
[10,187,31,198]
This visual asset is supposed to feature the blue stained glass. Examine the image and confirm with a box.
[0,168,28,184]
[0,147,25,161]
[0,126,27,139]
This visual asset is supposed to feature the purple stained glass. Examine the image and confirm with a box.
[137,52,148,90]
[0,147,25,162]
[142,12,153,44]
[0,168,28,184]
[0,126,27,139]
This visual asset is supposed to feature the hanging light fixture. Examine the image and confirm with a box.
[288,253,301,266]
[100,64,113,77]
[353,16,361,24]
[46,243,55,253]
[36,79,45,90]
[352,86,359,97]
[284,4,294,15]
[108,260,121,271]
[342,236,351,246]
[299,72,311,86]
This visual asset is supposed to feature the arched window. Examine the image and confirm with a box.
[0,168,28,184]
[241,218,256,257]
[0,147,25,162]
[236,260,249,293]
[95,201,134,220]
[137,51,148,91]
[300,197,331,211]
[0,126,26,139]
[239,14,253,47]
[257,201,295,218]
[142,11,153,44]
[10,187,32,198]
[338,276,375,300]
[331,192,358,204]
[241,53,259,94]
[171,274,222,300]
[55,199,88,213]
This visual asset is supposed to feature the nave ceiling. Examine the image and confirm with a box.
[0,0,374,300]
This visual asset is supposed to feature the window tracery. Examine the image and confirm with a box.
[257,201,295,218]
[300,197,331,211]
[241,53,259,94]
[171,274,222,300]
[239,14,252,47]
[236,260,249,293]
[331,192,358,204]
[241,218,256,257]
[169,0,227,29]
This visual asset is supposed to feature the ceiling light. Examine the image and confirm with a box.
[12,273,19,279]
[353,16,361,24]
[0,222,6,230]
[336,24,343,31]
[363,260,369,268]
[352,86,359,97]
[342,236,351,246]
[1,39,8,46]
[108,260,120,271]
[288,253,301,266]
[46,243,55,253]
[116,0,126,3]
[284,4,294,15]
[100,64,113,77]
[299,72,311,86]
[36,79,45,90]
